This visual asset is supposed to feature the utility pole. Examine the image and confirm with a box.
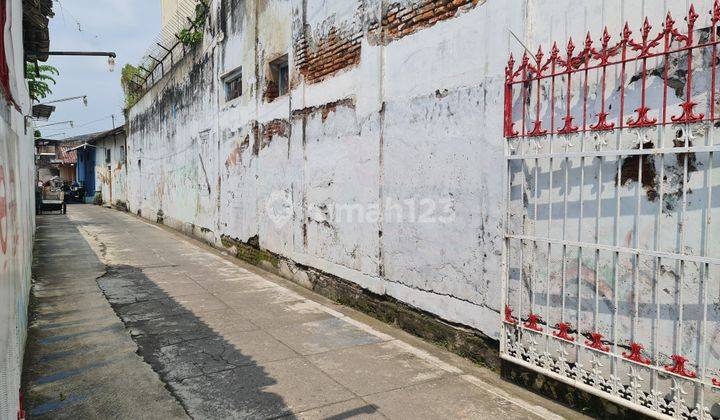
[111,114,115,129]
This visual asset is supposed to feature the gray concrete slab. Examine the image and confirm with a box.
[23,212,187,419]
[307,341,454,396]
[266,317,386,356]
[169,358,355,419]
[25,205,585,419]
[363,375,550,420]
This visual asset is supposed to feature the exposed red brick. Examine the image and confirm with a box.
[292,98,355,122]
[378,0,482,44]
[260,119,290,149]
[264,80,279,102]
[295,27,362,84]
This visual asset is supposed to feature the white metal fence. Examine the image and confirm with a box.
[501,3,720,418]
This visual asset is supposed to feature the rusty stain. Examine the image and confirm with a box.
[619,141,658,202]
[225,135,250,168]
[292,98,355,122]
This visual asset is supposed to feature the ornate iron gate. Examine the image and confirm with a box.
[501,3,720,418]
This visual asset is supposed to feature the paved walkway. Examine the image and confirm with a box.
[24,205,581,419]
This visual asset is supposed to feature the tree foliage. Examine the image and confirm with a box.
[26,63,59,101]
[120,63,142,109]
[177,2,208,46]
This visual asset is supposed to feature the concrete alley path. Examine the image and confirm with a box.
[24,205,582,419]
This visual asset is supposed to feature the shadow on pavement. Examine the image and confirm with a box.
[97,264,291,418]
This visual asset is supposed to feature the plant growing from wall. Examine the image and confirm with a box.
[26,62,59,101]
[120,64,142,108]
[177,1,208,46]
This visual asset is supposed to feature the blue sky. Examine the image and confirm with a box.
[37,0,160,139]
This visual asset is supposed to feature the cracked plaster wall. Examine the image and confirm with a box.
[125,0,719,343]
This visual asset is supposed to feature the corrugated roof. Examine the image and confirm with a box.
[61,125,126,144]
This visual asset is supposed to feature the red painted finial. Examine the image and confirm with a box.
[504,305,517,325]
[566,37,576,55]
[622,22,632,41]
[601,27,611,48]
[665,11,675,32]
[641,17,653,39]
[534,45,544,66]
[688,4,699,26]
[585,332,610,352]
[553,322,575,342]
[549,42,559,66]
[506,54,515,80]
[664,354,696,378]
[713,0,720,25]
[622,342,651,365]
[524,313,543,332]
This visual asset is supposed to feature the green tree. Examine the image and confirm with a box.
[177,1,208,46]
[26,63,59,101]
[120,63,142,108]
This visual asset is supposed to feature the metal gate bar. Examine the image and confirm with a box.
[502,3,720,418]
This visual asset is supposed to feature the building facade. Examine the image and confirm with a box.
[1,0,53,417]
[125,1,720,415]
[70,127,128,205]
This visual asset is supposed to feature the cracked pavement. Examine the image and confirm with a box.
[23,205,582,419]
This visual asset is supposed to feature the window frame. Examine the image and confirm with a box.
[221,67,243,103]
[268,55,289,100]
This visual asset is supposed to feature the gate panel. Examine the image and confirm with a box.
[501,3,720,418]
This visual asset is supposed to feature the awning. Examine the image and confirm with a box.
[66,142,97,152]
[32,104,56,120]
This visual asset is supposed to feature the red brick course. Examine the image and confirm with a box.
[382,0,482,43]
[295,27,362,84]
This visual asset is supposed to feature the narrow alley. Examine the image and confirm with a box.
[23,205,578,419]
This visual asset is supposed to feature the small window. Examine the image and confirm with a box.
[105,149,111,163]
[120,145,126,163]
[267,55,289,101]
[222,67,242,101]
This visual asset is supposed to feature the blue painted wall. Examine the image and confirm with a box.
[76,147,95,198]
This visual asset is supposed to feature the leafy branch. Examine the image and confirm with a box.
[177,1,208,46]
[120,63,142,108]
[26,63,59,101]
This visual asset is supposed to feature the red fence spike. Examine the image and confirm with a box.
[552,322,575,342]
[671,4,704,124]
[622,22,632,41]
[503,2,714,140]
[504,305,517,325]
[550,42,559,60]
[585,332,610,352]
[664,355,697,378]
[688,4,700,26]
[713,378,720,387]
[622,342,651,365]
[524,313,543,332]
[665,11,675,32]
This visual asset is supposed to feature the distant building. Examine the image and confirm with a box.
[64,126,127,205]
[34,138,80,183]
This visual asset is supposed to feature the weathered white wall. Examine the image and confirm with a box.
[1,1,40,417]
[94,133,129,207]
[126,0,716,344]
